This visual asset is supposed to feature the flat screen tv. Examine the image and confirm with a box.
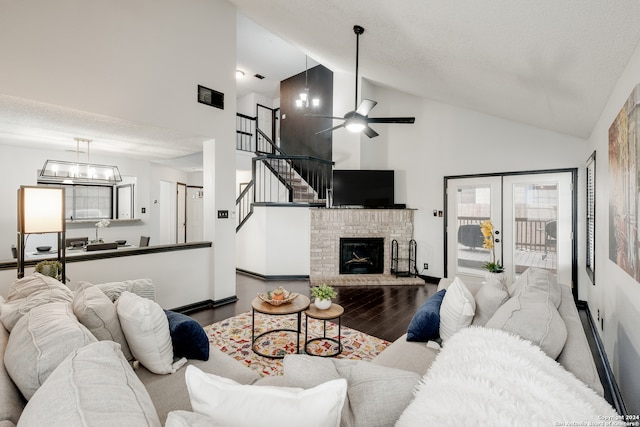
[332,170,394,208]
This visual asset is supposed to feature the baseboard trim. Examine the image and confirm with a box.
[578,300,627,415]
[171,296,239,314]
[417,274,441,284]
[236,268,309,281]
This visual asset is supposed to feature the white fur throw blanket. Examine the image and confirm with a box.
[396,327,617,426]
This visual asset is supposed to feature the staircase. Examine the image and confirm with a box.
[235,111,333,231]
[263,157,324,204]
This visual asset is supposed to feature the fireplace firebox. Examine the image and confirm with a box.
[339,237,384,274]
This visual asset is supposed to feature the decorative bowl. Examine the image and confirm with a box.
[258,288,298,306]
[36,246,52,253]
[115,240,127,246]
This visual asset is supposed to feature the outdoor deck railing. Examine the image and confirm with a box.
[457,217,555,252]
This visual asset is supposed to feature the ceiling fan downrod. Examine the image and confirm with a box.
[353,25,364,111]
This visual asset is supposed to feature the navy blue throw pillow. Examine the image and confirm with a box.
[406,289,447,342]
[164,310,210,361]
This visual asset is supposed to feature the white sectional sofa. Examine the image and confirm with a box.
[0,269,616,426]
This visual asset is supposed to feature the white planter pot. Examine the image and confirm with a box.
[484,272,507,287]
[314,298,332,310]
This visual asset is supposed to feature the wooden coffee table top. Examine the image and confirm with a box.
[305,303,344,320]
[251,294,310,315]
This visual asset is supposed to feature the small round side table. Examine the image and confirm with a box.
[251,295,310,359]
[304,303,344,357]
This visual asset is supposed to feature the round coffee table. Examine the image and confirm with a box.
[251,294,310,359]
[304,303,345,357]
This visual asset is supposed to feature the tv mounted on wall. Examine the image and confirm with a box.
[332,170,395,208]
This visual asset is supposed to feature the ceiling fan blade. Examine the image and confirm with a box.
[305,113,346,120]
[356,99,377,117]
[363,126,379,138]
[366,117,416,124]
[315,123,345,135]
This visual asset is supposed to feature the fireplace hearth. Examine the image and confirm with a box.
[340,237,384,274]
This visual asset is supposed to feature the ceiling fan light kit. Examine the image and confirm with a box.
[307,25,415,138]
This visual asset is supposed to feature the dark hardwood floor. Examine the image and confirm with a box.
[189,273,438,342]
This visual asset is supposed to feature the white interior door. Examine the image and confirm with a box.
[186,186,204,242]
[177,183,186,244]
[447,171,574,287]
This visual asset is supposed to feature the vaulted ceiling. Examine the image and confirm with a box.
[230,0,640,139]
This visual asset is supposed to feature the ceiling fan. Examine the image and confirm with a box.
[308,25,415,138]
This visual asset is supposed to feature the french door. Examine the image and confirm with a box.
[445,171,575,288]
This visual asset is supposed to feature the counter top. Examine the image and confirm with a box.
[1,241,212,270]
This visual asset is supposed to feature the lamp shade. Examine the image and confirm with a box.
[18,186,65,233]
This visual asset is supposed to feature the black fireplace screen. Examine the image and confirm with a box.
[339,237,384,274]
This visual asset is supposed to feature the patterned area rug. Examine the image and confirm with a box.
[204,311,390,377]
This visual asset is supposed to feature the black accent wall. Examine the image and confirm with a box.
[280,64,333,162]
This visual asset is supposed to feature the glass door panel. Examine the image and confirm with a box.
[446,177,502,287]
[502,173,572,285]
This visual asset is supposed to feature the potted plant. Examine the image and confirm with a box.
[310,284,337,310]
[35,260,63,282]
[480,220,506,284]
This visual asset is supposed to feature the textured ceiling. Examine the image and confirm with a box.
[3,1,640,169]
[230,0,640,139]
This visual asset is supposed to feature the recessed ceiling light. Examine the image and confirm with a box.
[235,69,245,79]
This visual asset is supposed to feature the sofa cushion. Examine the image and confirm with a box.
[185,365,347,427]
[370,333,439,376]
[5,302,96,400]
[165,410,214,427]
[116,292,176,374]
[509,267,561,308]
[80,278,156,302]
[438,277,475,341]
[164,310,209,361]
[5,273,70,301]
[406,289,446,342]
[485,291,567,359]
[18,341,161,427]
[0,322,25,425]
[0,274,73,332]
[283,355,421,427]
[72,284,133,360]
[136,347,260,425]
[472,277,509,326]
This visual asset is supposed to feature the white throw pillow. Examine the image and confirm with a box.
[73,284,133,360]
[185,365,347,427]
[439,277,475,341]
[116,291,178,374]
[472,277,509,326]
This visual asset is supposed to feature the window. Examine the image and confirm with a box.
[64,185,113,220]
[586,151,596,284]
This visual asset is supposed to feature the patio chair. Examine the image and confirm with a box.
[542,220,557,260]
[458,224,485,250]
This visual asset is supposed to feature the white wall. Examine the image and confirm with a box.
[358,85,586,280]
[0,247,212,309]
[583,40,640,414]
[236,205,310,276]
[0,0,238,304]
[0,0,232,139]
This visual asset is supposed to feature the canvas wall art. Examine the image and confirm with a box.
[609,83,640,281]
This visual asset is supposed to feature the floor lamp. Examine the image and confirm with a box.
[17,186,66,282]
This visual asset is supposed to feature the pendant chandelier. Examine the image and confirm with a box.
[38,138,122,185]
[295,55,320,109]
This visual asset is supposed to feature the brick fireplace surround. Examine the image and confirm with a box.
[310,208,425,286]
